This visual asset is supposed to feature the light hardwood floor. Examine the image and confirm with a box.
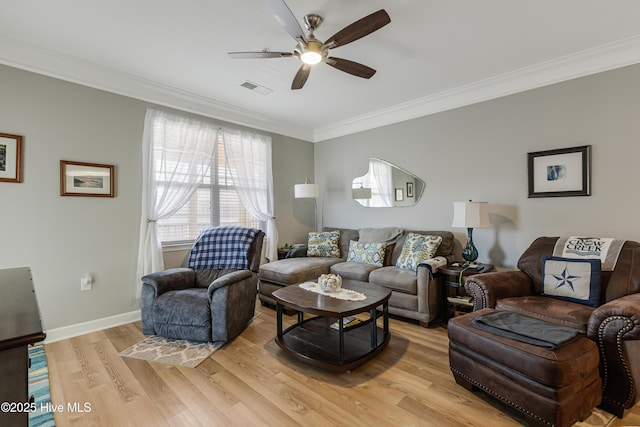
[45,302,640,427]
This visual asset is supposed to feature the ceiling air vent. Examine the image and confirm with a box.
[240,80,273,95]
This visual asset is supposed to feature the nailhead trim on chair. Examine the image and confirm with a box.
[466,281,488,309]
[450,367,552,426]
[597,315,635,408]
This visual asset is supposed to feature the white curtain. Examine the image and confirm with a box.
[222,127,278,262]
[136,109,218,294]
[369,159,394,207]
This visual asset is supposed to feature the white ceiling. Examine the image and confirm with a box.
[2,1,640,142]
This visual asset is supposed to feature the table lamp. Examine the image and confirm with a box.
[452,200,490,265]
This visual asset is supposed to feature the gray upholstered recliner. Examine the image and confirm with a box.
[141,226,264,343]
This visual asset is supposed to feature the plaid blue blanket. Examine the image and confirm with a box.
[188,226,259,270]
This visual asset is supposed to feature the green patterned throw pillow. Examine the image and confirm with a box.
[307,230,341,258]
[396,233,443,271]
[347,240,386,267]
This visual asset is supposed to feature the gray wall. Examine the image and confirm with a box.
[4,59,638,332]
[0,64,314,332]
[315,64,640,267]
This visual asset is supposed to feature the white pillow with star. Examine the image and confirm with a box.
[541,256,602,307]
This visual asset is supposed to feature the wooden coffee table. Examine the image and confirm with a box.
[273,279,391,372]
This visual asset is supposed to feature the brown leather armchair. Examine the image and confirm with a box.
[464,237,640,418]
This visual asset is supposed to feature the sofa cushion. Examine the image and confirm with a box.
[307,230,341,257]
[330,261,380,282]
[391,230,455,266]
[326,227,359,260]
[153,288,212,342]
[347,240,386,267]
[358,227,402,243]
[369,266,417,295]
[496,296,594,332]
[396,233,442,271]
[258,257,340,285]
[542,256,602,307]
[194,269,236,288]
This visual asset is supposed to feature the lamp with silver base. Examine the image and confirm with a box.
[452,200,490,266]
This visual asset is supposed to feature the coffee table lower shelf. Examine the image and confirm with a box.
[275,316,390,372]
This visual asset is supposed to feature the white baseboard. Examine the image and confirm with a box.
[44,310,142,343]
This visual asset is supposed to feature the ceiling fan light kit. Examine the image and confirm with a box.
[297,40,326,65]
[228,0,391,90]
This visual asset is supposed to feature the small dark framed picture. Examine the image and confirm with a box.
[60,160,115,197]
[395,188,404,201]
[0,133,23,183]
[527,145,591,198]
[406,182,414,197]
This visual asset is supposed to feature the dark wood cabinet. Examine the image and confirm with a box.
[0,267,46,427]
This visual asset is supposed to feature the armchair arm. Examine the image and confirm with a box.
[207,269,258,343]
[587,294,640,340]
[414,261,445,324]
[464,270,533,310]
[588,293,640,339]
[587,293,640,416]
[140,268,195,336]
[417,256,448,275]
[207,270,254,297]
[141,268,195,297]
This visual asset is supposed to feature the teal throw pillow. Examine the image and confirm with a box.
[347,240,386,267]
[396,233,442,271]
[307,230,341,258]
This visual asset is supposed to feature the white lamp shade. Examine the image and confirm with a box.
[452,201,490,228]
[294,183,319,198]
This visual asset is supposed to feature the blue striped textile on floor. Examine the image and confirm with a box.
[28,345,55,427]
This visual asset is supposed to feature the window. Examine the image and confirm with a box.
[157,137,261,244]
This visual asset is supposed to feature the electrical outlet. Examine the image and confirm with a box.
[81,274,93,291]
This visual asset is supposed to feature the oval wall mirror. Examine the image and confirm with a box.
[352,158,425,207]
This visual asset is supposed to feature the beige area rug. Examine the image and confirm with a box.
[120,313,262,368]
[119,336,223,368]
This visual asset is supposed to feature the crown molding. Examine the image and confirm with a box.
[313,34,640,142]
[0,36,314,141]
[3,34,640,144]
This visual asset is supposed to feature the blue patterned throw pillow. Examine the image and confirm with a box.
[395,233,442,271]
[307,230,341,258]
[542,256,602,307]
[347,240,386,267]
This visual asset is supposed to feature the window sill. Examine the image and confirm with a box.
[162,242,193,252]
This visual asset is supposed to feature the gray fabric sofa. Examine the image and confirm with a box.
[258,227,461,326]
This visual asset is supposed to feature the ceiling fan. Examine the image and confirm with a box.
[228,0,391,90]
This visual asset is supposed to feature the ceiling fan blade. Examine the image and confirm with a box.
[325,57,376,79]
[325,9,391,48]
[228,51,293,59]
[291,64,311,90]
[264,0,306,42]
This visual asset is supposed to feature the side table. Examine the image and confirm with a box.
[277,248,290,260]
[438,263,495,323]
